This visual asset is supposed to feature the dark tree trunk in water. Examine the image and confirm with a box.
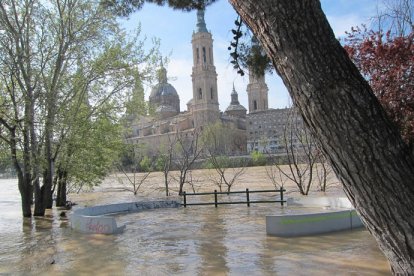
[43,165,54,209]
[9,127,32,217]
[33,177,44,216]
[17,173,32,217]
[229,0,414,274]
[56,169,67,207]
[34,166,54,215]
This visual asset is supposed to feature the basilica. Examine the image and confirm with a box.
[127,9,290,156]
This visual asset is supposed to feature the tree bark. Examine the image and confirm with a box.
[56,168,67,207]
[229,0,414,274]
[10,127,32,217]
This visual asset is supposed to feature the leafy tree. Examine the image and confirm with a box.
[344,27,414,147]
[55,103,124,205]
[0,0,158,216]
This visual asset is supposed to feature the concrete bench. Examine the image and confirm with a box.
[266,197,364,237]
[71,200,180,234]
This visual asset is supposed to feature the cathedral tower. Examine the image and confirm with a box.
[246,38,269,113]
[246,72,269,113]
[191,8,220,129]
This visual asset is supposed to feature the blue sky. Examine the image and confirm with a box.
[120,1,378,111]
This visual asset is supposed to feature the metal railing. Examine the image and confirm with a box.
[181,188,286,207]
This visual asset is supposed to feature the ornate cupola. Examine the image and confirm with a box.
[149,61,180,119]
[225,84,247,118]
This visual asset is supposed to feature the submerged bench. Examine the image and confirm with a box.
[266,197,364,237]
[71,200,181,234]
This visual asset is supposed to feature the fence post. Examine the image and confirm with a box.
[246,188,250,207]
[280,188,284,207]
[183,191,187,208]
[214,190,218,208]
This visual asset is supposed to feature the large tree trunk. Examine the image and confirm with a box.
[56,168,67,207]
[229,0,414,274]
[33,176,44,216]
[11,128,32,217]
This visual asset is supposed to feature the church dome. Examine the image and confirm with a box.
[149,62,180,116]
[226,104,247,112]
[150,82,178,98]
[225,84,247,118]
[149,64,178,98]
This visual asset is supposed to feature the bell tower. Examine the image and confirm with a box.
[191,8,220,129]
[246,38,269,113]
[247,72,269,113]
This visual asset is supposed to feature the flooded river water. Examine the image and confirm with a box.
[0,177,391,275]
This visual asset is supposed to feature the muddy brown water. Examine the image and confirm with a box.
[0,169,391,275]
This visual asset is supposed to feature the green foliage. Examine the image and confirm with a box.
[0,0,160,199]
[0,142,13,174]
[124,80,147,119]
[101,0,218,16]
[139,155,153,172]
[204,156,230,169]
[227,21,273,77]
[60,103,125,189]
[251,150,266,166]
[155,154,167,171]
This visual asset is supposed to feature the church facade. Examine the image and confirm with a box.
[127,9,293,156]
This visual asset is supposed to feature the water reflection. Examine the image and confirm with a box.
[0,178,391,275]
[196,208,229,275]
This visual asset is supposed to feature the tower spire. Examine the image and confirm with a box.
[231,83,240,105]
[196,9,208,33]
[157,59,167,84]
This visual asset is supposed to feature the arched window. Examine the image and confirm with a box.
[198,88,202,99]
[253,100,257,110]
[210,87,214,100]
[196,48,200,64]
[209,48,212,64]
[202,47,206,63]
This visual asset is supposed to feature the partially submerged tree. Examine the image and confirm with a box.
[202,122,247,193]
[116,144,153,195]
[155,133,177,196]
[264,108,319,195]
[314,152,335,193]
[173,129,203,195]
[204,155,246,193]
